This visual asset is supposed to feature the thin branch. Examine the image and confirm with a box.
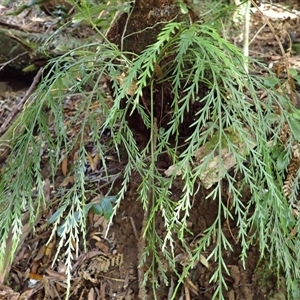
[0,52,27,72]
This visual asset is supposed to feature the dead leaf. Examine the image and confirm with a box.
[31,260,41,274]
[61,156,68,176]
[88,287,95,300]
[44,239,56,264]
[34,244,46,262]
[289,226,297,237]
[45,268,68,280]
[95,240,110,253]
[164,164,182,176]
[60,175,74,187]
[45,240,56,257]
[87,152,99,172]
[0,285,20,300]
[184,276,199,295]
[154,63,163,77]
[117,72,137,96]
[199,254,209,269]
[193,128,256,189]
[73,150,78,162]
[43,275,59,299]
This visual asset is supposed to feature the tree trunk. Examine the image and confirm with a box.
[107,0,197,53]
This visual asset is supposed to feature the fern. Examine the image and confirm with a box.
[1,12,300,300]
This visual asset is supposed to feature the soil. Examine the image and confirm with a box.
[1,1,300,300]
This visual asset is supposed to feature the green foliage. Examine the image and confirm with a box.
[72,0,131,29]
[48,195,117,236]
[1,4,300,300]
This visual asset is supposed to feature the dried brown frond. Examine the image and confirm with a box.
[283,154,300,199]
[280,123,291,144]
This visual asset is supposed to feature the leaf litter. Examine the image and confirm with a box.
[1,0,300,299]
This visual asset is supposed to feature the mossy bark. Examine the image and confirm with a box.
[0,23,96,72]
[0,26,33,71]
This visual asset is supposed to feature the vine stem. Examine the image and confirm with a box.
[137,77,157,299]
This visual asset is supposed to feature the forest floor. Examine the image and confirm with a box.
[1,1,300,299]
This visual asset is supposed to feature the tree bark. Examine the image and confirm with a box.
[107,0,197,53]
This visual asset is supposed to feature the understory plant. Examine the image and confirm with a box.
[1,4,300,300]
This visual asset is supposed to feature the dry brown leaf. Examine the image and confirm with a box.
[92,153,100,170]
[0,285,20,299]
[154,63,163,77]
[20,289,36,300]
[290,226,298,237]
[44,240,56,265]
[199,254,209,269]
[30,260,40,274]
[73,151,78,162]
[88,287,95,300]
[34,244,46,262]
[87,152,99,172]
[164,163,189,178]
[43,275,59,299]
[45,268,68,280]
[88,209,94,225]
[100,282,107,300]
[45,240,55,257]
[61,156,68,176]
[60,175,74,187]
[164,164,182,176]
[193,128,256,189]
[184,276,199,296]
[117,72,137,96]
[95,240,110,254]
